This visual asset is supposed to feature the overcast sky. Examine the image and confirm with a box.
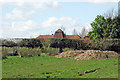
[0,0,119,38]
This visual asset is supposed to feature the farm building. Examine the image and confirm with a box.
[36,29,88,41]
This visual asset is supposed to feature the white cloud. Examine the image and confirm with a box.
[32,1,60,9]
[1,0,119,4]
[1,20,36,32]
[1,20,39,38]
[41,17,79,28]
[29,32,39,38]
[0,30,3,38]
[56,0,119,3]
[11,20,35,31]
[5,8,36,20]
[87,0,119,3]
[41,17,91,35]
[83,23,92,31]
[41,17,93,35]
[1,16,92,38]
[0,0,24,6]
[41,17,58,27]
[0,0,60,9]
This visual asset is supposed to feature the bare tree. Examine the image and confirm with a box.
[118,1,120,16]
[103,8,118,19]
[79,27,88,38]
[72,28,78,35]
[60,26,65,32]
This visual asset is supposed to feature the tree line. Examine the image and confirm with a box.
[87,15,120,39]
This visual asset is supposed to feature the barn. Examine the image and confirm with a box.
[36,29,85,41]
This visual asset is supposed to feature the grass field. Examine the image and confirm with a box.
[2,56,118,78]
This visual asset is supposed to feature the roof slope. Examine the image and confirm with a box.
[56,29,63,33]
[53,29,66,38]
[36,29,81,41]
[36,35,53,39]
[66,35,80,39]
[36,35,53,41]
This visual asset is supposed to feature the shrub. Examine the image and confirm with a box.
[98,39,114,51]
[41,53,46,57]
[18,47,42,57]
[84,39,120,52]
[42,47,59,55]
[1,47,18,56]
[50,38,86,52]
[2,47,8,59]
[19,39,43,48]
[40,40,51,48]
[108,39,120,52]
[50,38,120,53]
[1,39,17,47]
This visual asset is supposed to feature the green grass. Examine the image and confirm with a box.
[2,56,118,78]
[0,59,2,80]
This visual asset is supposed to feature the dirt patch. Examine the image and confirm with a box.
[56,50,118,60]
[24,74,34,77]
[42,72,52,74]
[78,68,100,76]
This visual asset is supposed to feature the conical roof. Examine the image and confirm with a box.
[54,29,66,38]
[56,29,63,33]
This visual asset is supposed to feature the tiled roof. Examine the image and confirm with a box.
[36,29,83,41]
[37,35,80,39]
[36,35,53,39]
[83,36,89,39]
[36,35,81,41]
[36,35,53,41]
[66,35,80,39]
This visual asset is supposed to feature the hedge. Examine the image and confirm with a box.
[50,38,120,53]
[19,38,43,48]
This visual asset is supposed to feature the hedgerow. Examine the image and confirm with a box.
[19,39,43,48]
[49,38,120,53]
